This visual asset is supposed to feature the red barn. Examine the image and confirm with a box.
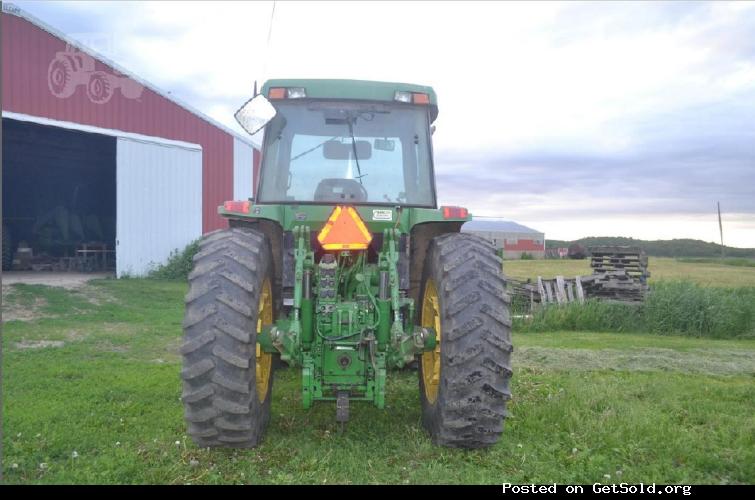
[462,219,546,259]
[1,3,259,276]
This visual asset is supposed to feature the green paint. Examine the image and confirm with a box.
[219,204,470,233]
[221,79,468,415]
[261,78,439,121]
[269,228,432,408]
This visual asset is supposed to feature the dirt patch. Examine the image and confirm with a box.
[15,340,65,349]
[2,281,117,323]
[2,291,48,322]
[2,272,113,289]
[516,346,755,376]
[101,323,142,336]
[62,323,136,342]
[94,340,130,353]
[73,284,117,306]
[65,329,87,342]
[1,271,116,322]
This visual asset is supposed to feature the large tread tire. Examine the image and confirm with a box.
[181,227,275,448]
[418,232,513,448]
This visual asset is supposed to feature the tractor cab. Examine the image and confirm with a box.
[237,80,439,209]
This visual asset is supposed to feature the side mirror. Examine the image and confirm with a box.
[234,94,277,136]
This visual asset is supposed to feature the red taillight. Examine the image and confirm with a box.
[412,92,430,105]
[224,200,251,213]
[268,87,286,99]
[441,206,469,219]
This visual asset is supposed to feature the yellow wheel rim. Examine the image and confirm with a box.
[421,279,441,404]
[256,278,273,402]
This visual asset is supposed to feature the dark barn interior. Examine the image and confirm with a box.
[2,118,116,271]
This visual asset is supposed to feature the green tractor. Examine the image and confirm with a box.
[181,79,512,449]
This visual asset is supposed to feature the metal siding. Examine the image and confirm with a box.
[504,239,545,252]
[116,138,202,277]
[1,13,239,233]
[463,230,546,251]
[233,137,254,200]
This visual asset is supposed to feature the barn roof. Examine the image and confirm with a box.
[463,219,543,235]
[2,2,255,147]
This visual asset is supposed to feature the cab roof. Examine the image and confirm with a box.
[261,79,439,122]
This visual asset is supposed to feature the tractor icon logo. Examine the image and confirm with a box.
[48,46,144,104]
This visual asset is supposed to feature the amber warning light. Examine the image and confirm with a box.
[317,206,373,251]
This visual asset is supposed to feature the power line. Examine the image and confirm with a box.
[266,1,276,51]
[261,1,276,82]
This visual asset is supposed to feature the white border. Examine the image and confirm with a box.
[3,111,203,151]
[2,2,255,148]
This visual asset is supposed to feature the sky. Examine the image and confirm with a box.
[12,0,755,247]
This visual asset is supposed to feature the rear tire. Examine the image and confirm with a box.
[418,233,513,448]
[181,227,275,448]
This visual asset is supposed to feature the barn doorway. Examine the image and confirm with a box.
[2,118,117,273]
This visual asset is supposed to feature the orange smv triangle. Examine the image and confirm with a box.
[317,205,373,251]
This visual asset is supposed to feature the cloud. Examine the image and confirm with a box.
[433,81,755,246]
[436,87,755,215]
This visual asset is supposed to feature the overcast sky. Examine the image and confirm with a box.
[13,0,755,247]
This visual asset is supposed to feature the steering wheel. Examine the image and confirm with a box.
[314,178,369,203]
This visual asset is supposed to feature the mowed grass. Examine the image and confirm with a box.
[2,279,754,484]
[504,257,755,287]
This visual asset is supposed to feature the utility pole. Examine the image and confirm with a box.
[717,201,725,259]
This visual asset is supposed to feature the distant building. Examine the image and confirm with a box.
[462,219,545,259]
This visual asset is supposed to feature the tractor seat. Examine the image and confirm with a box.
[313,178,368,203]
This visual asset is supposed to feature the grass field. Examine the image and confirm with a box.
[2,279,754,484]
[504,257,755,287]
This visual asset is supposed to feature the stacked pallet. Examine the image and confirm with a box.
[535,275,584,305]
[589,246,650,283]
[506,247,650,312]
[506,277,532,300]
[529,271,647,307]
[577,270,646,304]
[585,246,649,303]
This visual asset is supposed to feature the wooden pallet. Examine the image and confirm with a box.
[534,275,585,305]
[589,246,650,282]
